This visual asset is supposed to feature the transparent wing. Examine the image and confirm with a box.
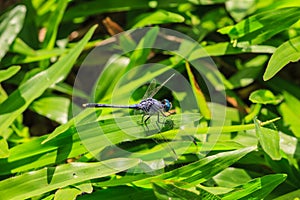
[142,78,157,100]
[147,73,175,98]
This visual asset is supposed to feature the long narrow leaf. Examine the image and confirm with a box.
[264,36,300,81]
[0,5,26,61]
[132,10,184,28]
[42,0,69,49]
[185,61,211,119]
[222,174,287,200]
[0,66,21,83]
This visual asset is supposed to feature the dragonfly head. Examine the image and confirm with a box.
[162,99,172,112]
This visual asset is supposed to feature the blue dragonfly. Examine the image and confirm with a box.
[83,73,177,158]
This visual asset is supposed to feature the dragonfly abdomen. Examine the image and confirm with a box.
[82,103,139,109]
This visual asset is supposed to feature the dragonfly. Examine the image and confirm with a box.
[82,74,175,129]
[82,73,177,158]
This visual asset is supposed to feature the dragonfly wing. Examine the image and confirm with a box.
[147,73,175,98]
[142,78,157,100]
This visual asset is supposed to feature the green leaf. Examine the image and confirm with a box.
[254,118,281,160]
[9,37,36,56]
[0,5,26,61]
[218,7,300,45]
[74,181,93,194]
[152,181,202,200]
[42,0,69,49]
[132,10,184,28]
[0,66,21,83]
[190,42,275,59]
[249,89,282,105]
[0,158,140,200]
[54,188,81,200]
[0,25,97,133]
[0,137,9,158]
[213,167,252,188]
[30,96,70,124]
[275,189,300,200]
[264,36,300,81]
[196,186,222,200]
[1,48,67,66]
[53,82,88,99]
[185,61,211,119]
[222,174,287,200]
[278,92,300,137]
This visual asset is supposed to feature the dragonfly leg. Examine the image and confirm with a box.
[144,115,151,124]
[140,114,149,124]
[157,111,167,124]
[143,115,151,131]
[155,113,165,131]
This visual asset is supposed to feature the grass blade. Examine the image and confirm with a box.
[0,5,26,61]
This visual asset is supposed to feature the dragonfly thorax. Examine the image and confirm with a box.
[137,98,171,114]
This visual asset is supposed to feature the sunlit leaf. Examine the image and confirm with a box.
[54,188,81,200]
[0,5,26,61]
[249,89,282,105]
[213,167,252,188]
[254,118,281,160]
[278,92,300,137]
[30,96,70,124]
[132,10,184,28]
[190,42,275,59]
[222,174,287,199]
[42,0,69,49]
[1,48,67,66]
[152,181,201,199]
[0,66,21,83]
[185,61,211,119]
[9,38,35,56]
[264,36,300,81]
[0,137,9,158]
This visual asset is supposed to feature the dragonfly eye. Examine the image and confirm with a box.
[162,99,172,112]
